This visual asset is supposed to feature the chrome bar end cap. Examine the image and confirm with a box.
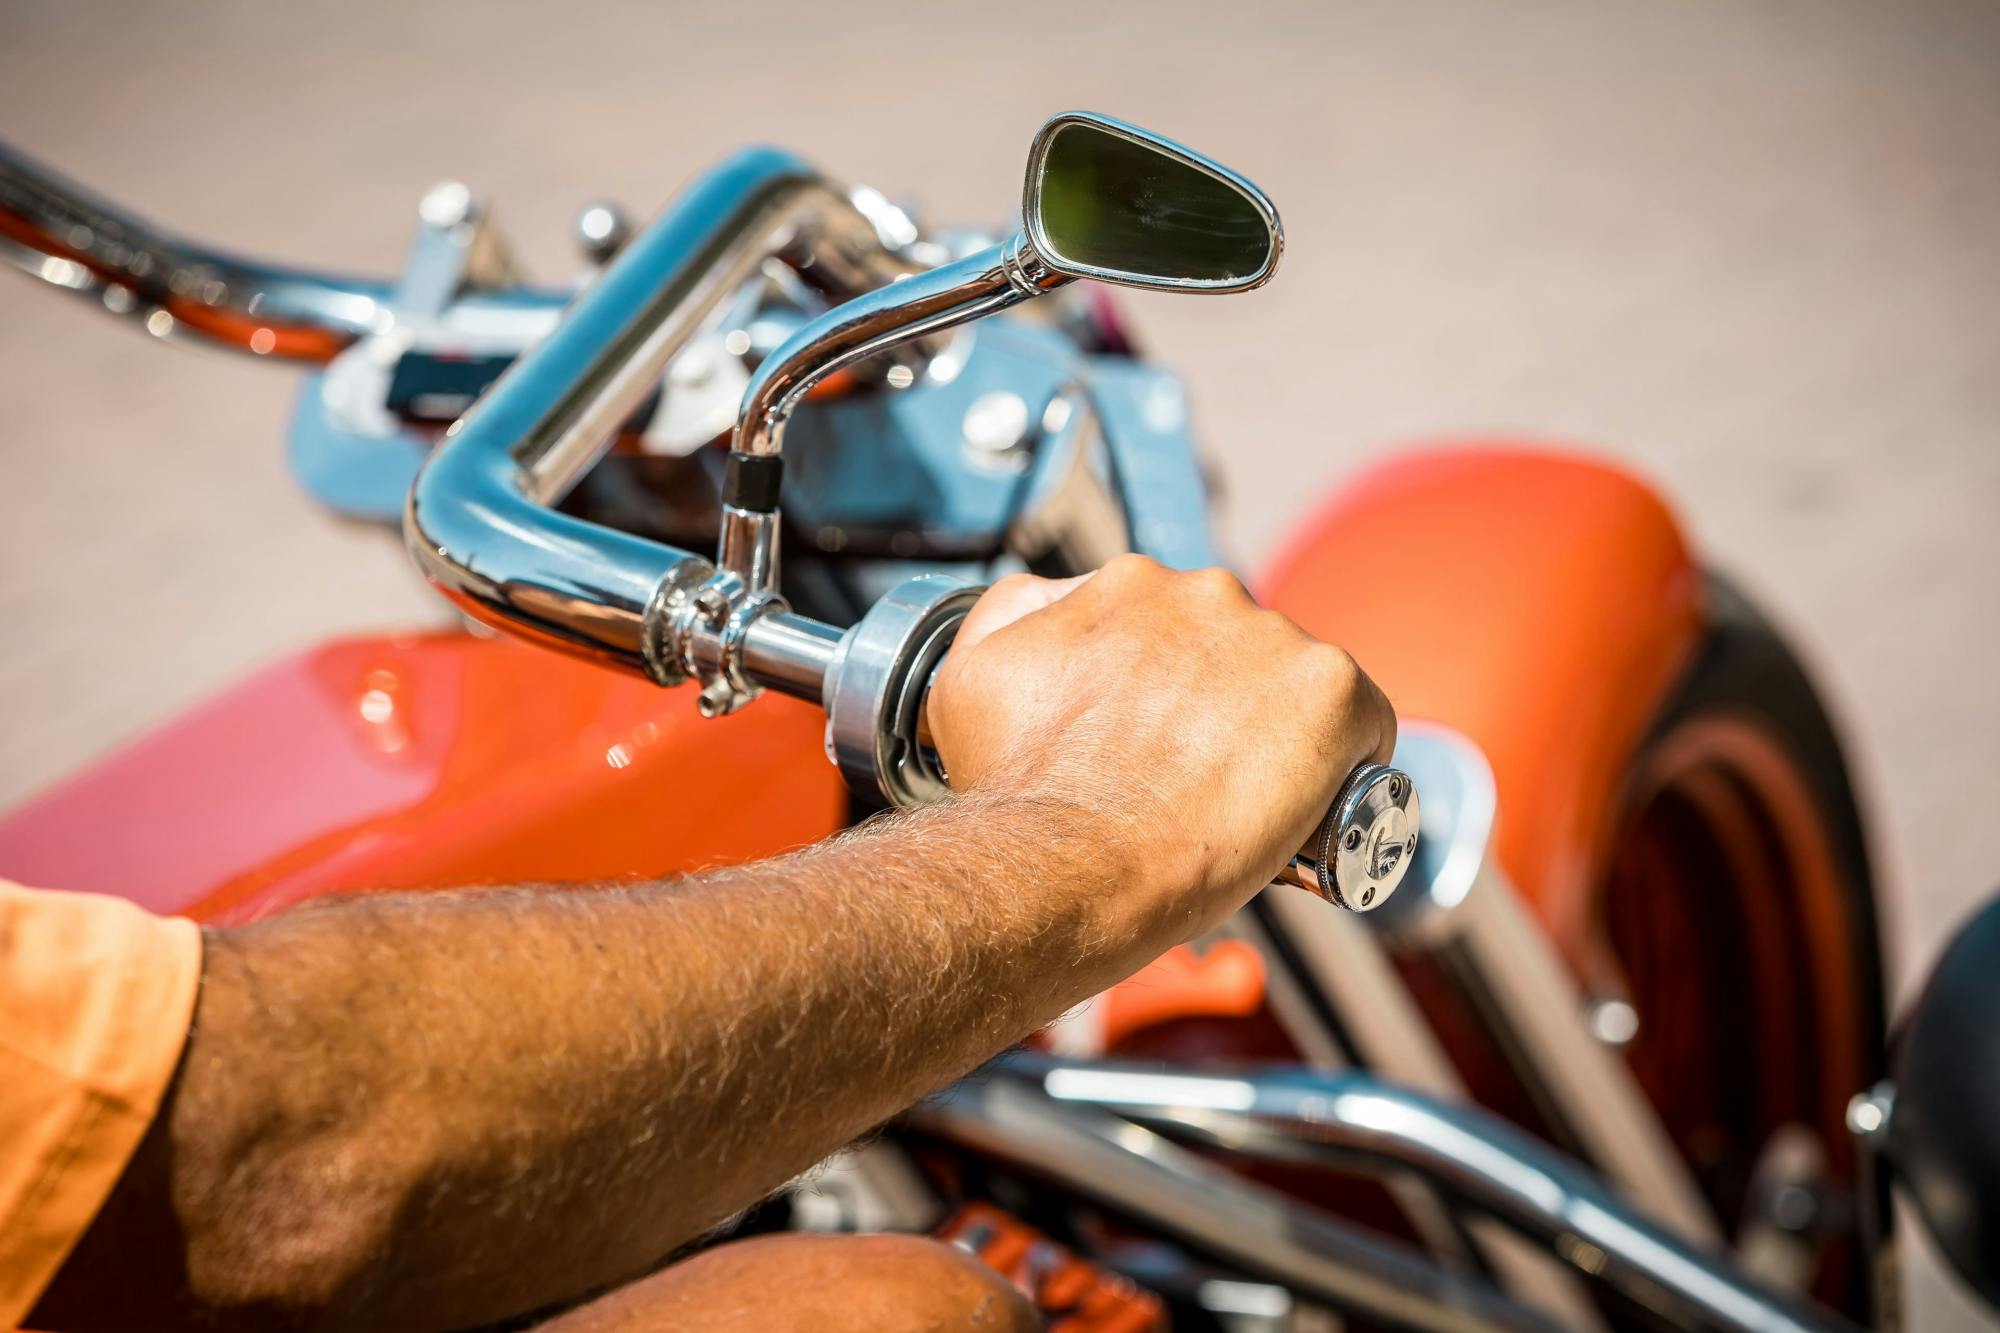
[1303,764,1420,912]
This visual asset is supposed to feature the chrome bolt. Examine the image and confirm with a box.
[1343,827,1363,852]
[1387,775,1403,800]
[1360,886,1376,907]
[419,180,474,230]
[1845,1085,1894,1139]
[693,586,731,625]
[696,679,735,719]
[574,201,631,264]
[1585,998,1641,1047]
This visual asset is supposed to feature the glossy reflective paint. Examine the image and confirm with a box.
[0,632,844,922]
[1259,445,1704,956]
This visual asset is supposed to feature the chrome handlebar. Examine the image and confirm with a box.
[3,132,1417,912]
[0,139,567,356]
[402,147,909,687]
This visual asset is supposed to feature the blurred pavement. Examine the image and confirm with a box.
[2,2,1996,1322]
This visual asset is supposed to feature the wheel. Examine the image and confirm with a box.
[1592,572,1887,1309]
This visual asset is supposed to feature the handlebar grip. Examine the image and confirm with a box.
[1276,763,1419,912]
[825,576,1419,913]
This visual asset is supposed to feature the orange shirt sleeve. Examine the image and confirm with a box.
[0,881,202,1327]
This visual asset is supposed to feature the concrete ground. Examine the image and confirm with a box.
[2,1,1995,1324]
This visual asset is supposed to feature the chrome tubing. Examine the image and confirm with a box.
[734,233,1057,463]
[403,147,905,690]
[0,139,559,352]
[911,1076,1558,1333]
[717,233,1064,598]
[1011,1058,1857,1333]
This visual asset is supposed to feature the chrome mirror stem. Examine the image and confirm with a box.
[715,232,1067,597]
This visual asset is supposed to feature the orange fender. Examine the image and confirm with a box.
[1258,445,1704,954]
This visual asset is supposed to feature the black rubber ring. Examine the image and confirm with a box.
[722,451,784,512]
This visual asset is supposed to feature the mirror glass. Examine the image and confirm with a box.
[1031,119,1276,289]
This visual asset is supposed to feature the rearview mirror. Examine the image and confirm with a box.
[729,112,1284,600]
[1024,111,1282,293]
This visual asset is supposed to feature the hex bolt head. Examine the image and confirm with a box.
[693,587,731,625]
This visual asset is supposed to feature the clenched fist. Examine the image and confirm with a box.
[928,554,1396,966]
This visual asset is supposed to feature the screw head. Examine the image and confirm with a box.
[1343,827,1363,851]
[693,587,730,624]
[696,679,734,718]
[574,201,630,262]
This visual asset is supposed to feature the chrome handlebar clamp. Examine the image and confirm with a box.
[670,570,784,719]
[823,575,984,807]
[1278,762,1421,911]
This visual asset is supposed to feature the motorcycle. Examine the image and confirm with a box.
[2,110,1990,1331]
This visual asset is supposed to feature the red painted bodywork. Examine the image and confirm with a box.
[0,632,845,923]
[1258,444,1704,954]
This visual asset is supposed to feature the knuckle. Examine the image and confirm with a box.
[1305,643,1364,699]
[1189,566,1246,599]
[984,571,1039,600]
[1100,552,1162,583]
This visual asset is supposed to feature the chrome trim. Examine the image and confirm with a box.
[0,138,558,352]
[1379,726,1719,1243]
[726,242,1061,595]
[823,576,983,805]
[1845,1083,1900,1331]
[910,1076,1559,1333]
[717,506,782,608]
[1012,1058,1857,1333]
[737,609,845,702]
[1276,761,1421,910]
[740,243,1064,456]
[1222,903,1607,1330]
[404,146,910,687]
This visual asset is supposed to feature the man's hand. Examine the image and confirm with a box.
[930,554,1396,964]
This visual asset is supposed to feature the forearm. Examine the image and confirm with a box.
[39,792,1141,1331]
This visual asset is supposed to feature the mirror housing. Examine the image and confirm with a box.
[1023,111,1282,293]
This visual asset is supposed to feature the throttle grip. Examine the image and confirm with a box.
[1274,763,1419,911]
[823,575,1419,913]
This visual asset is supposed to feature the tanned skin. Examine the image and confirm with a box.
[31,555,1396,1332]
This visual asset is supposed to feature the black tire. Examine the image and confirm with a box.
[1648,572,1888,1067]
[1603,571,1888,1311]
